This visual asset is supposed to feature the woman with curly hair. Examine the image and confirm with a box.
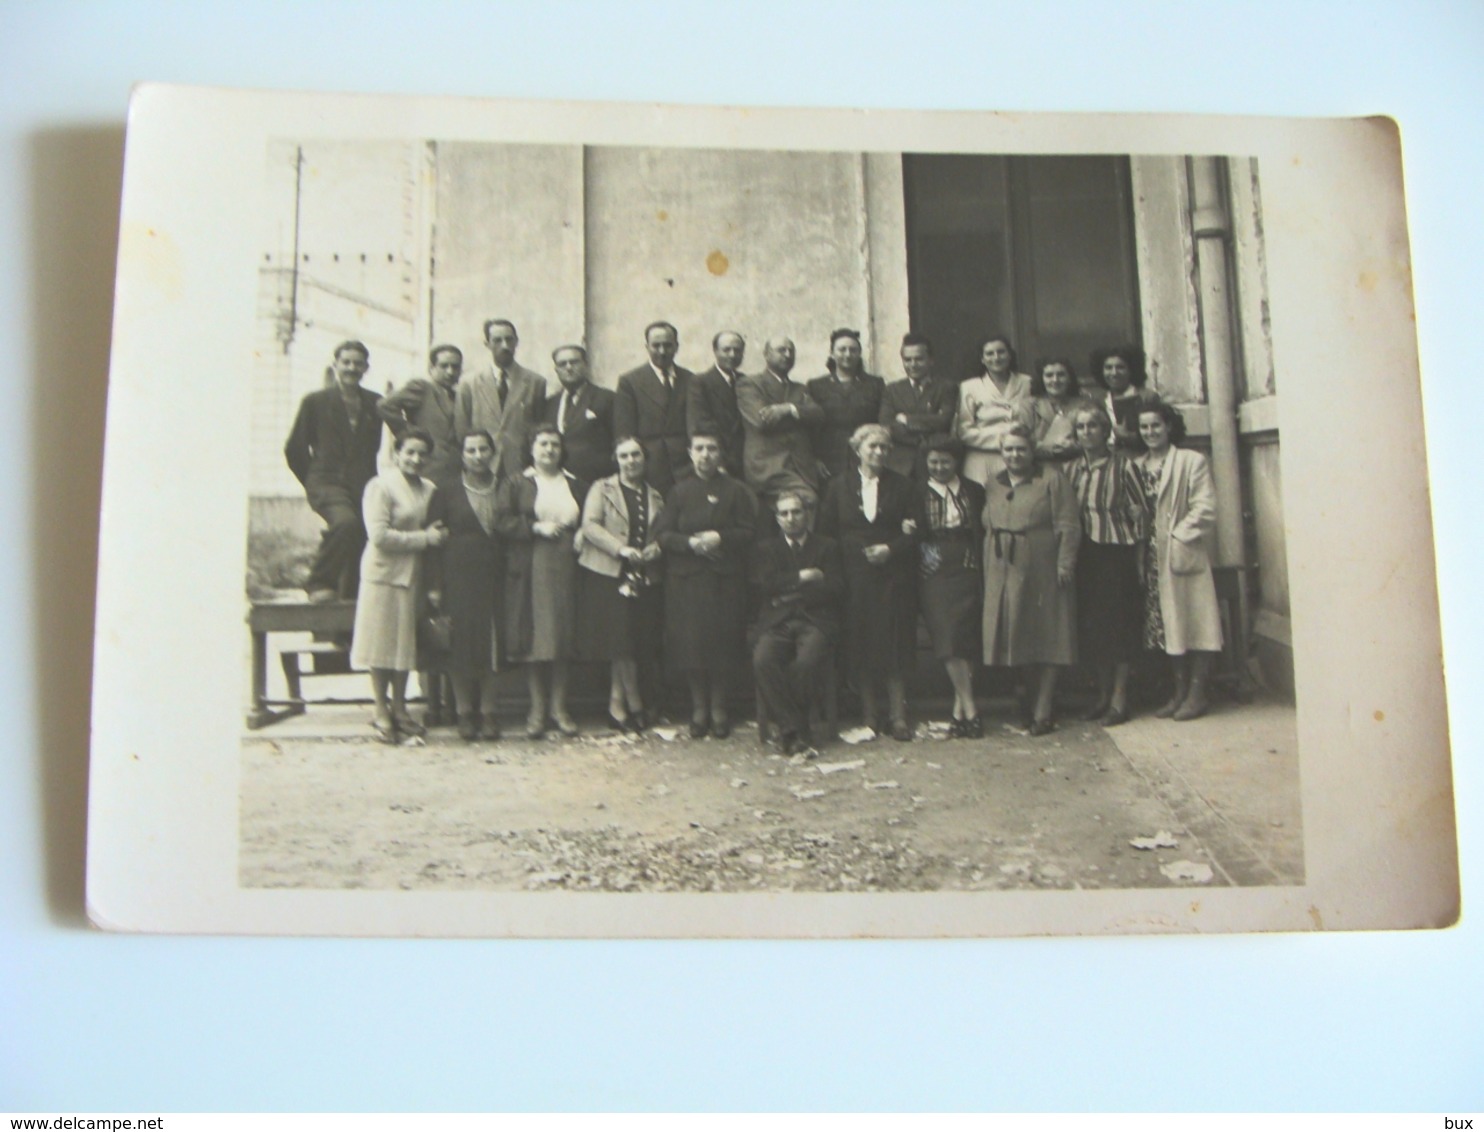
[1135,399,1223,720]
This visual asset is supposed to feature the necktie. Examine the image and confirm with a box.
[498,371,509,409]
[558,391,570,433]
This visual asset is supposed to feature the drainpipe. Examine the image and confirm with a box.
[1189,157,1251,673]
[1189,157,1246,566]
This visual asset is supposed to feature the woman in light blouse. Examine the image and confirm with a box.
[955,334,1034,485]
[1069,404,1148,725]
[494,426,589,739]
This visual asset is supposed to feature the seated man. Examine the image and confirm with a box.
[751,491,843,756]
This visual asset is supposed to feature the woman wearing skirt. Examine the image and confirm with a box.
[350,428,448,743]
[425,429,505,742]
[916,435,986,737]
[577,436,666,732]
[494,426,589,739]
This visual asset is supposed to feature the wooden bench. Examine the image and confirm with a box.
[247,599,357,728]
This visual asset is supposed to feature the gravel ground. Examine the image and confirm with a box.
[239,709,1299,892]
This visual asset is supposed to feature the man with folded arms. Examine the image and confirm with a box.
[751,491,843,756]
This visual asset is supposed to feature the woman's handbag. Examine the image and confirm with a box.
[420,612,454,654]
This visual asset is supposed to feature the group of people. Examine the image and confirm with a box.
[282,318,1224,749]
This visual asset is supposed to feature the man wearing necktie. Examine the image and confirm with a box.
[687,329,747,478]
[751,491,843,755]
[614,320,697,495]
[879,332,958,478]
[377,343,465,488]
[736,336,826,521]
[455,318,547,480]
[542,344,615,484]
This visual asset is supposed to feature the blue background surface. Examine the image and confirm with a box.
[1,0,1480,1111]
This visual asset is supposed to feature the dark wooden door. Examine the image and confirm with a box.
[903,153,1141,386]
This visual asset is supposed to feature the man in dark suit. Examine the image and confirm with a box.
[377,343,464,487]
[736,336,826,514]
[455,318,548,479]
[751,491,843,756]
[687,329,746,478]
[613,320,695,495]
[879,332,957,478]
[283,340,384,601]
[543,344,615,484]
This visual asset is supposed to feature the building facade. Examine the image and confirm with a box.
[252,141,1289,691]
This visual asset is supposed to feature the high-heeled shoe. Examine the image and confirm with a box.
[689,718,710,739]
[371,717,399,745]
[961,716,983,739]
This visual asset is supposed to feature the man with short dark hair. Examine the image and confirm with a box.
[543,344,615,484]
[687,329,746,477]
[284,340,384,601]
[378,344,464,487]
[614,321,695,494]
[455,319,547,479]
[879,332,957,477]
[751,491,843,756]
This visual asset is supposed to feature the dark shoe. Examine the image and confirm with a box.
[1082,700,1111,722]
[1029,718,1056,737]
[780,731,800,756]
[690,719,710,739]
[947,719,964,738]
[711,718,732,739]
[607,712,629,732]
[482,714,502,741]
[626,711,647,734]
[890,720,913,742]
[525,716,548,740]
[371,717,399,745]
[1172,685,1209,722]
[1099,707,1129,727]
[392,713,426,738]
[457,716,479,742]
[961,716,984,739]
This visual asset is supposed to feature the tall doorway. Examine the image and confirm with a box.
[903,154,1141,384]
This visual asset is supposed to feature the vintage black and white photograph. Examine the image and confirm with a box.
[86,88,1455,936]
[239,134,1298,896]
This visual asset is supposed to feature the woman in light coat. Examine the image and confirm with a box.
[349,428,449,743]
[1135,400,1223,720]
[577,436,665,732]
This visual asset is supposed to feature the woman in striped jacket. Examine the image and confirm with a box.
[1069,402,1149,725]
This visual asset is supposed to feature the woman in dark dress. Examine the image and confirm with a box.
[577,436,665,732]
[654,431,757,738]
[494,426,589,739]
[917,435,987,737]
[817,422,919,740]
[806,327,887,480]
[426,429,504,741]
[1068,403,1148,726]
